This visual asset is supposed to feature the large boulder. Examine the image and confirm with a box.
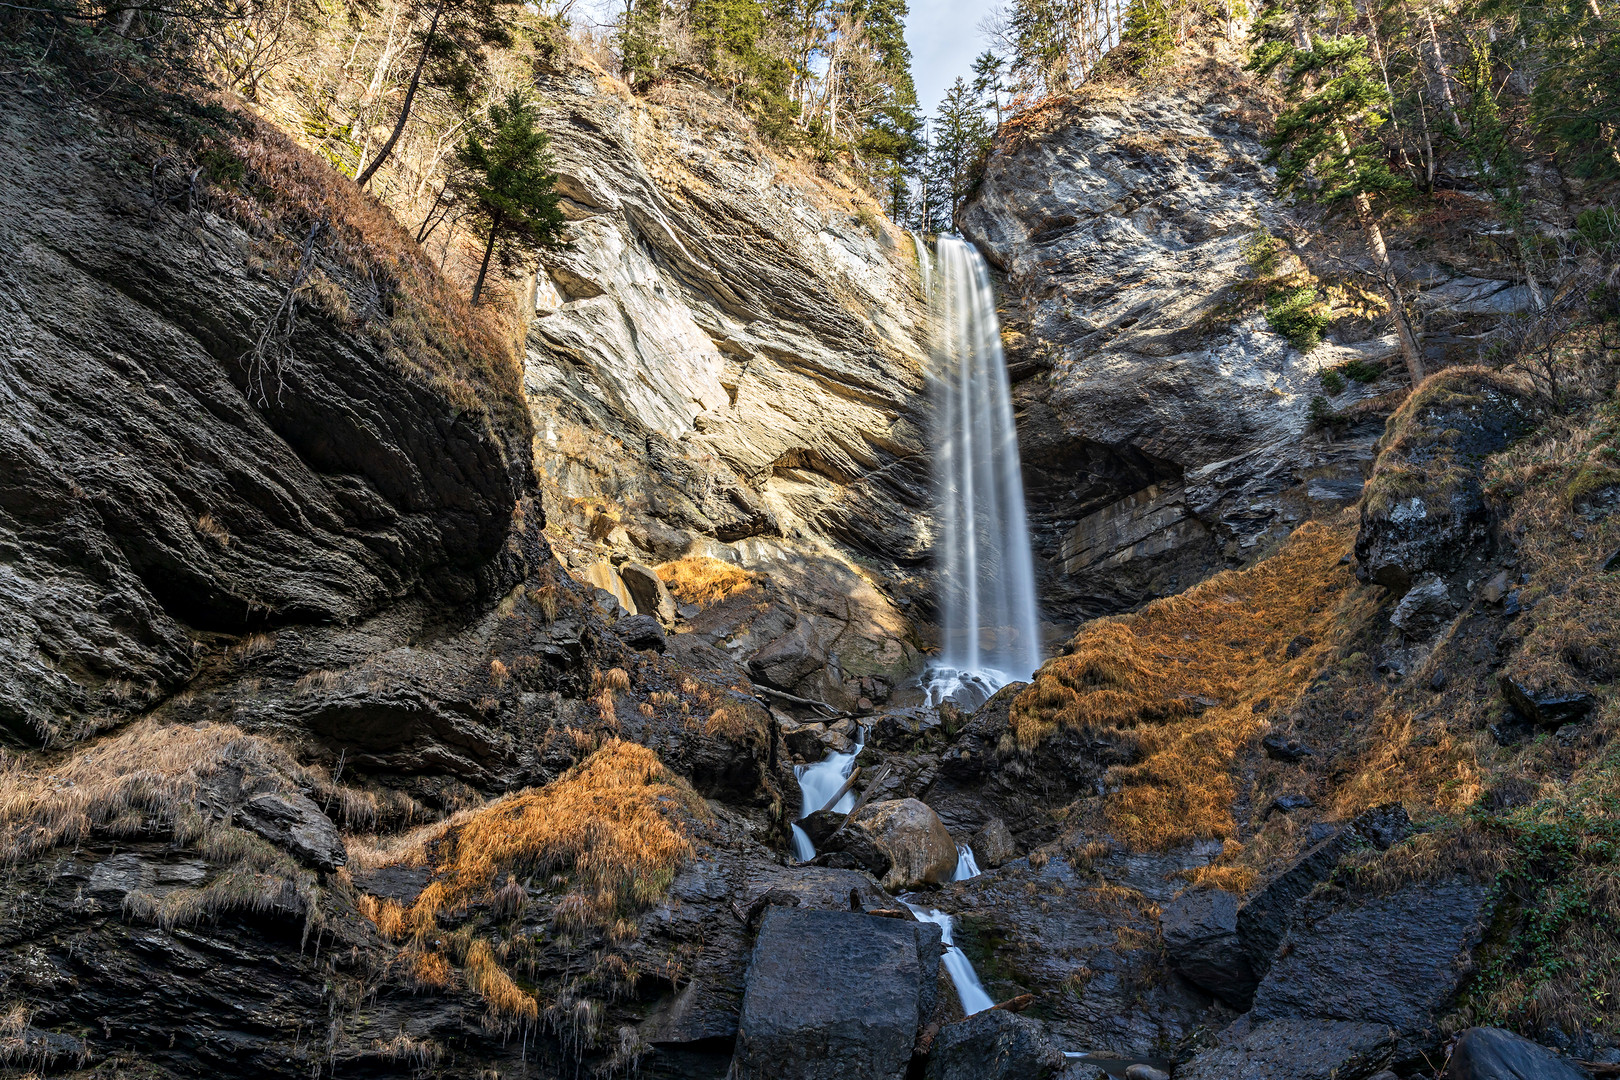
[1235,804,1412,998]
[1355,371,1533,593]
[1161,886,1256,1007]
[1177,1016,1398,1080]
[1252,878,1493,1055]
[1444,1026,1590,1080]
[858,799,960,892]
[619,561,676,624]
[925,1009,1067,1080]
[732,907,942,1080]
[969,818,1018,869]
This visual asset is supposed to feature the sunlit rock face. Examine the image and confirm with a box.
[523,71,934,707]
[962,69,1395,626]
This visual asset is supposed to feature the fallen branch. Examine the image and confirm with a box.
[815,767,861,815]
[824,763,892,845]
[991,994,1035,1013]
[754,685,843,715]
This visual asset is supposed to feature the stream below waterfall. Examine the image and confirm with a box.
[792,727,995,1015]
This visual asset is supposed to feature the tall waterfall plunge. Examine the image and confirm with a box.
[917,235,1043,706]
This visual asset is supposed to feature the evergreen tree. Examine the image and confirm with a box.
[455,93,569,305]
[354,0,517,187]
[971,50,1007,123]
[926,77,992,229]
[1248,8,1426,383]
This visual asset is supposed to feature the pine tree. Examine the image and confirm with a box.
[455,93,569,305]
[926,77,992,230]
[1249,8,1426,383]
[354,0,516,187]
[971,50,1007,123]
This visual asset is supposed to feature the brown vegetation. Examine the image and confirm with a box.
[1012,520,1376,849]
[656,557,759,608]
[354,741,707,1021]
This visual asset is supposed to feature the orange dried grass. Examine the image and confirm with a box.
[655,557,758,608]
[406,740,704,935]
[1012,520,1371,850]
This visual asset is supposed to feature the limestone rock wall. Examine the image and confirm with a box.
[961,64,1396,626]
[523,70,934,706]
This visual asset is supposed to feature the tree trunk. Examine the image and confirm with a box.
[1421,4,1460,128]
[1356,194,1425,384]
[471,214,501,305]
[354,1,442,189]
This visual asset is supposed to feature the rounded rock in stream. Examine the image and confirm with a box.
[859,798,960,891]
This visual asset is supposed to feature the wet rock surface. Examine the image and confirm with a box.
[732,907,942,1080]
[1444,1026,1592,1080]
[924,1009,1068,1080]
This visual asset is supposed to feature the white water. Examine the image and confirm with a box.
[952,844,981,881]
[903,901,995,1015]
[789,726,866,861]
[919,235,1043,703]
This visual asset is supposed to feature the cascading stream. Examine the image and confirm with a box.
[902,901,995,1015]
[915,234,1043,708]
[789,727,865,861]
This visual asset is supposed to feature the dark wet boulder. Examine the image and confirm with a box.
[1354,372,1532,593]
[1261,731,1315,761]
[1500,675,1596,726]
[1252,879,1492,1057]
[1235,804,1412,995]
[732,907,942,1080]
[924,1008,1067,1080]
[1443,1026,1590,1080]
[235,792,346,871]
[614,613,667,652]
[867,709,944,751]
[1177,1016,1397,1080]
[800,810,894,880]
[1161,886,1257,1007]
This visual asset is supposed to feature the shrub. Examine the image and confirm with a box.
[1340,358,1385,383]
[1264,284,1332,352]
[1320,369,1347,394]
[1576,207,1620,252]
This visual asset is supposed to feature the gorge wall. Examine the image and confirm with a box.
[1,27,1613,1080]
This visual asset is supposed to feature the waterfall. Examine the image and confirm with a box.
[902,902,996,1015]
[919,235,1043,706]
[951,844,981,881]
[789,727,865,861]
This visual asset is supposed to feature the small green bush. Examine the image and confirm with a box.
[1265,285,1331,352]
[1341,358,1384,383]
[1242,227,1284,276]
[1320,369,1347,394]
[1576,207,1620,252]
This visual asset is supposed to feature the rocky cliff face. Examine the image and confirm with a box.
[960,51,1531,627]
[521,70,934,707]
[0,87,531,748]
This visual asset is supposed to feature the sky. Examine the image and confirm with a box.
[904,0,994,118]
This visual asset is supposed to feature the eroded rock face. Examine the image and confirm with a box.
[0,92,528,746]
[960,69,1386,624]
[522,71,931,706]
[1355,372,1533,594]
[924,1009,1067,1080]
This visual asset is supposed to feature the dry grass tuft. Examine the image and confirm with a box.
[404,740,704,933]
[355,742,706,1020]
[591,668,631,694]
[655,557,759,608]
[1012,520,1374,849]
[216,109,529,443]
